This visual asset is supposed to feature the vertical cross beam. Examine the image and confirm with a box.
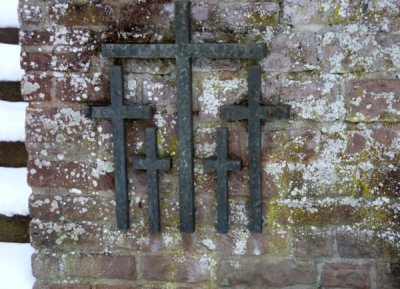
[221,66,290,233]
[204,128,241,233]
[175,1,194,233]
[133,128,171,232]
[87,66,153,230]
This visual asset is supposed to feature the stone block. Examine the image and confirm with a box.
[322,263,371,289]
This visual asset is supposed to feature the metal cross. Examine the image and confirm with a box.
[133,127,171,232]
[101,1,266,232]
[220,66,290,233]
[86,65,153,230]
[204,128,241,234]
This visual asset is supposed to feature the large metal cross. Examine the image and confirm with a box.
[102,1,266,233]
[221,66,290,233]
[204,128,241,234]
[133,128,171,232]
[87,66,153,230]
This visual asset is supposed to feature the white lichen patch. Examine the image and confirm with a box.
[231,228,250,255]
[91,159,113,178]
[198,74,245,117]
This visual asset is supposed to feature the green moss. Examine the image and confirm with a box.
[330,3,359,25]
[246,11,278,26]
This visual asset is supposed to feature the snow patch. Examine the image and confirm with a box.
[0,243,35,289]
[0,101,27,142]
[0,167,31,216]
[0,0,19,28]
[0,44,24,81]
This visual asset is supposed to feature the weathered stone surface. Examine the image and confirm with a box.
[21,73,52,101]
[49,2,114,26]
[263,33,321,73]
[20,0,400,288]
[62,255,136,280]
[49,285,91,289]
[56,74,108,103]
[345,79,400,122]
[376,261,400,289]
[322,263,371,289]
[294,234,334,258]
[29,194,62,221]
[217,259,317,286]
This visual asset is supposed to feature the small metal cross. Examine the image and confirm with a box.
[86,65,153,230]
[220,66,290,233]
[102,1,266,232]
[133,127,171,232]
[204,128,241,234]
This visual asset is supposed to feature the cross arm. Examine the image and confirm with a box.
[220,106,249,121]
[261,104,291,120]
[89,105,153,119]
[102,44,177,58]
[133,155,147,170]
[189,43,267,59]
[204,157,217,171]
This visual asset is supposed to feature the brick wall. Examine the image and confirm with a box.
[21,0,399,288]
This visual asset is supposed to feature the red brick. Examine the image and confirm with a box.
[25,107,113,158]
[139,255,171,281]
[64,196,115,221]
[175,258,211,283]
[20,30,53,46]
[28,160,88,189]
[56,74,109,103]
[262,33,321,73]
[21,52,92,72]
[20,28,96,47]
[294,234,334,258]
[63,255,136,280]
[19,4,44,25]
[93,285,162,289]
[30,220,102,248]
[49,285,91,289]
[21,73,52,101]
[32,253,60,279]
[346,80,400,122]
[346,133,367,154]
[217,258,317,286]
[322,263,370,289]
[372,127,397,146]
[50,2,114,26]
[139,255,210,283]
[29,194,62,220]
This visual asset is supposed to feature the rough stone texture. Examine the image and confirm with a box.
[322,263,371,289]
[21,0,400,288]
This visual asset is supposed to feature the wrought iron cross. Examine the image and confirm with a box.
[204,128,241,234]
[221,66,290,232]
[133,128,171,232]
[86,66,153,230]
[102,1,266,232]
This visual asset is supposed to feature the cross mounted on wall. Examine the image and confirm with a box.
[87,0,290,233]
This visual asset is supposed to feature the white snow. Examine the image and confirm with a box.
[0,44,24,81]
[0,242,35,289]
[0,0,20,28]
[0,167,30,216]
[0,100,27,142]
